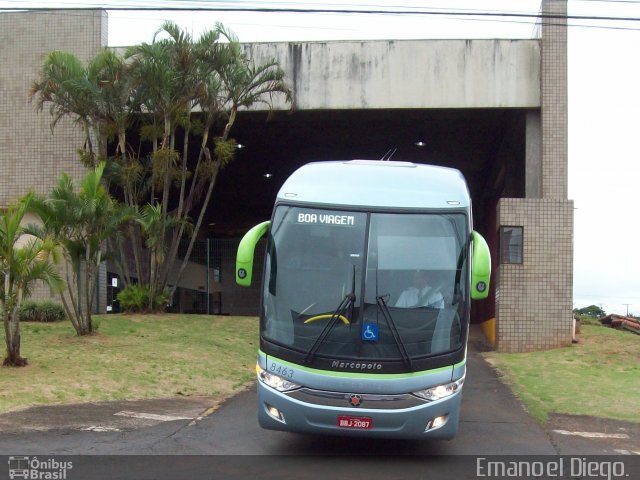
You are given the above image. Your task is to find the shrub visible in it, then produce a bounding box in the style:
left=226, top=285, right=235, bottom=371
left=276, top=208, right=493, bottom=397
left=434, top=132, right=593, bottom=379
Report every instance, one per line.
left=154, top=290, right=169, bottom=310
left=19, top=300, right=66, bottom=322
left=117, top=284, right=168, bottom=312
left=116, top=284, right=147, bottom=312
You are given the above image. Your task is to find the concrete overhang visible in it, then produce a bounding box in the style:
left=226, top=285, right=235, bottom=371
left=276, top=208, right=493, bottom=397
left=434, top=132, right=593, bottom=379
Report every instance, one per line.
left=243, top=39, right=541, bottom=110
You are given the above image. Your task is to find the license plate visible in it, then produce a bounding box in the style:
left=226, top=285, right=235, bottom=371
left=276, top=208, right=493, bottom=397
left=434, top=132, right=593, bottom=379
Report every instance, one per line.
left=337, top=415, right=373, bottom=430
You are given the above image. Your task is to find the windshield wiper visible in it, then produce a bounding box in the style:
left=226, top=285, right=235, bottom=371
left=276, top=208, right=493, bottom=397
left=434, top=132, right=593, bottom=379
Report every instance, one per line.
left=304, top=265, right=356, bottom=364
left=304, top=293, right=354, bottom=364
left=376, top=294, right=412, bottom=369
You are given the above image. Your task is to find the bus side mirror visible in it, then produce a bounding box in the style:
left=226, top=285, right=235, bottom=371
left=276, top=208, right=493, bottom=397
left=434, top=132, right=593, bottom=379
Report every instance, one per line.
left=236, top=221, right=270, bottom=287
left=471, top=231, right=491, bottom=300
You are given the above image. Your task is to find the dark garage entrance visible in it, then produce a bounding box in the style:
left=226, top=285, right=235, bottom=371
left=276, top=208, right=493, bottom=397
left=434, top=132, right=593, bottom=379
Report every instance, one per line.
left=204, top=107, right=528, bottom=321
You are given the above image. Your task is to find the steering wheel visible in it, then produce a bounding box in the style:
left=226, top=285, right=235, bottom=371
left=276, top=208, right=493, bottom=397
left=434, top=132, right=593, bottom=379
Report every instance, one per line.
left=303, top=314, right=350, bottom=325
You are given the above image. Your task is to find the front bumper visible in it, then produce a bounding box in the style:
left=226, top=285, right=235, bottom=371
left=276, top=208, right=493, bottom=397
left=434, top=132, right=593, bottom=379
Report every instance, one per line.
left=257, top=381, right=461, bottom=440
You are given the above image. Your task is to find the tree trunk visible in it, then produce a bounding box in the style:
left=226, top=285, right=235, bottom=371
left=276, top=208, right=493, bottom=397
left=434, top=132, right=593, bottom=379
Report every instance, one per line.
left=82, top=121, right=94, bottom=164
left=66, top=259, right=93, bottom=336
left=128, top=225, right=144, bottom=284
left=59, top=290, right=80, bottom=335
left=109, top=236, right=131, bottom=286
left=3, top=309, right=27, bottom=367
left=170, top=152, right=220, bottom=300
left=161, top=124, right=191, bottom=285
left=148, top=252, right=158, bottom=310
left=118, top=128, right=127, bottom=164
left=151, top=137, right=158, bottom=204
left=64, top=261, right=83, bottom=335
left=168, top=107, right=237, bottom=301
left=82, top=253, right=94, bottom=335
left=160, top=126, right=211, bottom=291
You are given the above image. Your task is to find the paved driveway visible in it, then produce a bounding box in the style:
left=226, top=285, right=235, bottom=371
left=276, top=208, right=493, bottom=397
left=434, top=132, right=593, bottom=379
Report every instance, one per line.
left=1, top=329, right=638, bottom=479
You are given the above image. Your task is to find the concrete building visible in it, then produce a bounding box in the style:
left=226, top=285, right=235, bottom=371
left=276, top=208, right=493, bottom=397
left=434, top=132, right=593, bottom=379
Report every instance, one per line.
left=0, top=1, right=572, bottom=352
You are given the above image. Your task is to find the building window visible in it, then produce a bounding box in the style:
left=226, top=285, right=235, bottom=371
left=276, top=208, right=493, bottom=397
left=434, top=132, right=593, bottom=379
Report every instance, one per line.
left=500, top=226, right=523, bottom=264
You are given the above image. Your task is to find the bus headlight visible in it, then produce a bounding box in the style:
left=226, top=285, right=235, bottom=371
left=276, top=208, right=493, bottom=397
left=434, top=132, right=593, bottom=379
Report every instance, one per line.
left=256, top=364, right=301, bottom=392
left=412, top=376, right=464, bottom=402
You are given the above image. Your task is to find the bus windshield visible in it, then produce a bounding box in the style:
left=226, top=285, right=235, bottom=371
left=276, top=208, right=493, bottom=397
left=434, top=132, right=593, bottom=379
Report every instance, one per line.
left=262, top=206, right=469, bottom=362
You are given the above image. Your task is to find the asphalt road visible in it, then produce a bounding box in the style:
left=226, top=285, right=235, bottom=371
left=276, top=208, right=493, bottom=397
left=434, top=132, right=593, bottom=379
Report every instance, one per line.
left=0, top=335, right=555, bottom=455
left=1, top=329, right=638, bottom=479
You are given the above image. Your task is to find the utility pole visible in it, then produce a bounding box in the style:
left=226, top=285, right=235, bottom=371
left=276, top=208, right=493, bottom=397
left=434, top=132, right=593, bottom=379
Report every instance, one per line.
left=623, top=303, right=631, bottom=316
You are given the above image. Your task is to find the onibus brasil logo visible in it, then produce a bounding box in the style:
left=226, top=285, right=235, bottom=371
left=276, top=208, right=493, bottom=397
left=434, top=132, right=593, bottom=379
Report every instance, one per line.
left=8, top=456, right=72, bottom=479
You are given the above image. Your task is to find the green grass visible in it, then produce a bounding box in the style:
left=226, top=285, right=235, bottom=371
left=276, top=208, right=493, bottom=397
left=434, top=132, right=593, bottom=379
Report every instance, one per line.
left=4, top=314, right=637, bottom=424
left=483, top=324, right=640, bottom=424
left=573, top=314, right=602, bottom=327
left=0, top=314, right=259, bottom=414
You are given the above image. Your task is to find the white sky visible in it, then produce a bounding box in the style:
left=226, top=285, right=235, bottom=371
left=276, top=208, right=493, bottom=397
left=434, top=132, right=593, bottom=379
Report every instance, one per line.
left=3, top=1, right=640, bottom=315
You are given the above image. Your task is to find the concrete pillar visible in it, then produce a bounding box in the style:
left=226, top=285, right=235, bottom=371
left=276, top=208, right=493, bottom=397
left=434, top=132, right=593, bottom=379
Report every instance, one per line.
left=495, top=1, right=574, bottom=352
left=525, top=110, right=542, bottom=198
left=541, top=0, right=568, bottom=199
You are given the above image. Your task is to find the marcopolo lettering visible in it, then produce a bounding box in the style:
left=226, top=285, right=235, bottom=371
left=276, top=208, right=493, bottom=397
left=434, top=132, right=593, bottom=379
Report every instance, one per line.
left=331, top=360, right=382, bottom=371
left=297, top=213, right=355, bottom=225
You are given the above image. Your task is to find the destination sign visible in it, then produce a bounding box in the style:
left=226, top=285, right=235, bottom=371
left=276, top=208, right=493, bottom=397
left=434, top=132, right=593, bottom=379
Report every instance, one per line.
left=297, top=213, right=356, bottom=225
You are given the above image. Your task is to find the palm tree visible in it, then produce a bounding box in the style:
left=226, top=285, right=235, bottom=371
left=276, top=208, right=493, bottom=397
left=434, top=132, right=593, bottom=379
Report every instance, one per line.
left=169, top=25, right=292, bottom=298
left=30, top=51, right=101, bottom=165
left=157, top=22, right=229, bottom=295
left=0, top=195, right=63, bottom=366
left=87, top=49, right=133, bottom=164
left=136, top=202, right=191, bottom=310
left=125, top=22, right=202, bottom=305
left=32, top=23, right=292, bottom=311
left=29, top=163, right=125, bottom=335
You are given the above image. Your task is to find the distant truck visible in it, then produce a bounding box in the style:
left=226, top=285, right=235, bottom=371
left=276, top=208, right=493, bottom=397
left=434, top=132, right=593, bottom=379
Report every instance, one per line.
left=236, top=160, right=490, bottom=439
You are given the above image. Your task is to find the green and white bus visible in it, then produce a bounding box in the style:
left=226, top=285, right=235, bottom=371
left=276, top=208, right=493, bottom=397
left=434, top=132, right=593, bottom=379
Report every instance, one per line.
left=236, top=160, right=490, bottom=439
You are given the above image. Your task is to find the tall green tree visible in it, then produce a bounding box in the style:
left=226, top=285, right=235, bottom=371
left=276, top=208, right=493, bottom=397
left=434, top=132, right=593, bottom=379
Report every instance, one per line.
left=29, top=163, right=127, bottom=335
left=124, top=21, right=291, bottom=306
left=30, top=51, right=103, bottom=166
left=0, top=195, right=63, bottom=366
left=168, top=25, right=292, bottom=299
left=32, top=22, right=292, bottom=310
left=574, top=305, right=606, bottom=318
left=88, top=49, right=134, bottom=163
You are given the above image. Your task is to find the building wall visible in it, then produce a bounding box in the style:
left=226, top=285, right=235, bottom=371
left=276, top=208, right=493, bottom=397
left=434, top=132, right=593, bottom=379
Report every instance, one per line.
left=0, top=9, right=107, bottom=208
left=243, top=39, right=540, bottom=110
left=0, top=9, right=107, bottom=307
left=496, top=198, right=573, bottom=351
left=496, top=0, right=573, bottom=352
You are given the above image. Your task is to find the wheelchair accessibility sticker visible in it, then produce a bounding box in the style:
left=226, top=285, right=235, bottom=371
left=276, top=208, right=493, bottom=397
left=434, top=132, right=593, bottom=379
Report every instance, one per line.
left=361, top=323, right=378, bottom=342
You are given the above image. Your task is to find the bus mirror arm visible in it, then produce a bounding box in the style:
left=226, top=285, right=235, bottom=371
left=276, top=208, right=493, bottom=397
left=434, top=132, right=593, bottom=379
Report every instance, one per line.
left=236, top=221, right=270, bottom=287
